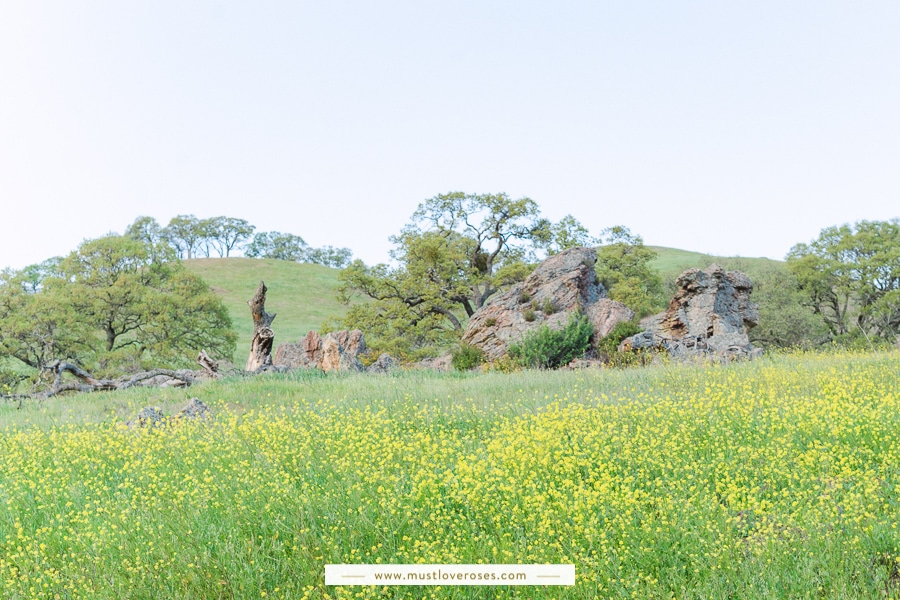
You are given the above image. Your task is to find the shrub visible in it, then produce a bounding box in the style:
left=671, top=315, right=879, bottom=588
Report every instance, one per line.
left=482, top=354, right=520, bottom=373
left=523, top=308, right=536, bottom=322
left=595, top=320, right=644, bottom=356
left=519, top=291, right=531, bottom=304
left=541, top=298, right=555, bottom=315
left=451, top=343, right=485, bottom=371
left=484, top=318, right=497, bottom=327
left=508, top=312, right=593, bottom=369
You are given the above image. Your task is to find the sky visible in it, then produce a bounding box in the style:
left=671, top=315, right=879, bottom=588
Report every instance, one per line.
left=1, top=1, right=898, bottom=270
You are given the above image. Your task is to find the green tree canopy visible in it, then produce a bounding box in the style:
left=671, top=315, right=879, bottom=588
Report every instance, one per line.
left=203, top=217, right=255, bottom=257
left=304, top=246, right=353, bottom=268
left=595, top=226, right=664, bottom=318
left=163, top=215, right=205, bottom=260
left=337, top=192, right=596, bottom=358
left=787, top=219, right=900, bottom=344
left=0, top=235, right=236, bottom=374
left=0, top=268, right=91, bottom=370
left=125, top=216, right=165, bottom=247
left=244, top=231, right=309, bottom=261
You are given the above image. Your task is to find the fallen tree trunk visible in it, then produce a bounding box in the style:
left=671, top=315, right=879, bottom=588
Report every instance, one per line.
left=52, top=362, right=117, bottom=392
left=246, top=281, right=276, bottom=372
left=3, top=361, right=203, bottom=400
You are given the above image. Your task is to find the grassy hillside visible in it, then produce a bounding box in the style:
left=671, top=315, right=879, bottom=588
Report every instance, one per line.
left=649, top=246, right=784, bottom=285
left=183, top=258, right=347, bottom=359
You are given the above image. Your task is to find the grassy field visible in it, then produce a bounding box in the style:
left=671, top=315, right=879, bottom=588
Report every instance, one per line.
left=2, top=350, right=900, bottom=598
left=648, top=246, right=782, bottom=286
left=183, top=258, right=349, bottom=359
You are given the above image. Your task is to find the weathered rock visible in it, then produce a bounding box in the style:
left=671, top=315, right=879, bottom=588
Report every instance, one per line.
left=274, top=329, right=366, bottom=372
left=367, top=353, right=397, bottom=374
left=461, top=247, right=634, bottom=360
left=563, top=358, right=604, bottom=370
left=619, top=264, right=760, bottom=359
left=177, top=398, right=211, bottom=420
left=328, top=329, right=366, bottom=358
left=128, top=406, right=164, bottom=428
left=586, top=298, right=636, bottom=346
left=412, top=353, right=453, bottom=372
left=320, top=335, right=363, bottom=372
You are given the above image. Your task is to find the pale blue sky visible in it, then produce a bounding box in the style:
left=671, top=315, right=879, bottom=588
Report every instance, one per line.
left=2, top=1, right=898, bottom=270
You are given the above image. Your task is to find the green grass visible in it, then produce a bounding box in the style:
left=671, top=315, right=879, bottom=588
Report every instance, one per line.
left=183, top=258, right=347, bottom=359
left=2, top=350, right=900, bottom=598
left=649, top=246, right=783, bottom=286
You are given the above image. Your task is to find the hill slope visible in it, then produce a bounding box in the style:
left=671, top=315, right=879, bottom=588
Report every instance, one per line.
left=183, top=258, right=347, bottom=360
left=649, top=246, right=783, bottom=285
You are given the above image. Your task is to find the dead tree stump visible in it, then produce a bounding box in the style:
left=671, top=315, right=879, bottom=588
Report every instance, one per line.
left=246, top=281, right=276, bottom=372
left=197, top=350, right=219, bottom=377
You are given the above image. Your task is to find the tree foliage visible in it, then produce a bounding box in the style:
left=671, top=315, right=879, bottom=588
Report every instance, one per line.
left=337, top=192, right=596, bottom=357
left=245, top=231, right=309, bottom=261
left=126, top=215, right=350, bottom=266
left=787, top=219, right=900, bottom=344
left=155, top=215, right=256, bottom=259
left=204, top=217, right=255, bottom=257
left=163, top=215, right=206, bottom=260
left=0, top=235, right=236, bottom=375
left=595, top=226, right=665, bottom=318
left=125, top=216, right=165, bottom=247
left=0, top=269, right=90, bottom=370
left=244, top=231, right=353, bottom=267
left=535, top=214, right=600, bottom=255
left=304, top=246, right=354, bottom=269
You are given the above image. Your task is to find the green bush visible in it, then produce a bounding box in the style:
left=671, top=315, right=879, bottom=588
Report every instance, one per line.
left=595, top=320, right=644, bottom=356
left=541, top=298, right=556, bottom=315
left=508, top=312, right=593, bottom=369
left=451, top=343, right=485, bottom=371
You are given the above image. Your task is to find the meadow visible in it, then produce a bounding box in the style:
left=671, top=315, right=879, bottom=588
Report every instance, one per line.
left=1, top=350, right=899, bottom=599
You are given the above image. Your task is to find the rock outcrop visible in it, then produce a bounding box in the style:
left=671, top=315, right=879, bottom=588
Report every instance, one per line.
left=127, top=406, right=164, bottom=428
left=461, top=247, right=634, bottom=361
left=127, top=398, right=213, bottom=428
left=177, top=398, right=212, bottom=420
left=367, top=353, right=398, bottom=374
left=411, top=353, right=453, bottom=372
left=274, top=329, right=366, bottom=372
left=619, top=264, right=760, bottom=358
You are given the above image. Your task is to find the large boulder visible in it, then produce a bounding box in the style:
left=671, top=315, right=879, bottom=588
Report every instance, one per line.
left=619, top=264, right=760, bottom=358
left=274, top=329, right=366, bottom=372
left=461, top=247, right=634, bottom=361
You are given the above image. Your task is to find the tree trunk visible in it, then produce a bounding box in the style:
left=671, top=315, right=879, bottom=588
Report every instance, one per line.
left=197, top=350, right=220, bottom=377
left=35, top=362, right=197, bottom=398
left=246, top=280, right=276, bottom=371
